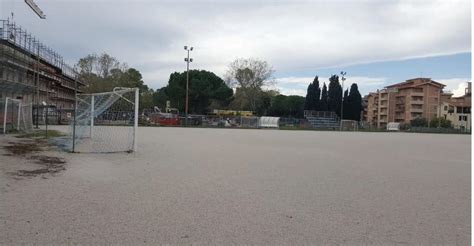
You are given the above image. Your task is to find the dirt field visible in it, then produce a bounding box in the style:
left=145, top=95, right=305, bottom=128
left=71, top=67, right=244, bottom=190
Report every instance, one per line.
left=0, top=127, right=471, bottom=244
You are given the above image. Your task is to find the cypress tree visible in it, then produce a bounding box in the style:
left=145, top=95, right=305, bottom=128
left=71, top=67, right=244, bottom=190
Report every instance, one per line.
left=320, top=83, right=328, bottom=111
left=327, top=75, right=342, bottom=116
left=311, top=76, right=321, bottom=110
left=304, top=83, right=314, bottom=110
left=347, top=83, right=362, bottom=121
left=343, top=89, right=349, bottom=119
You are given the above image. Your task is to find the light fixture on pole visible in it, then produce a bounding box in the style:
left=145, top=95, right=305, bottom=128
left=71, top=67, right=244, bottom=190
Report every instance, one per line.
left=184, top=45, right=193, bottom=126
left=340, top=71, right=347, bottom=131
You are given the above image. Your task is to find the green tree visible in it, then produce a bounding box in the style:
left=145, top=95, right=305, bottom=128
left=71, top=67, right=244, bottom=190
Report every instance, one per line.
left=268, top=95, right=305, bottom=118
left=342, top=89, right=349, bottom=119
left=320, top=83, right=328, bottom=111
left=225, top=58, right=274, bottom=112
left=411, top=118, right=428, bottom=127
left=160, top=70, right=233, bottom=114
left=312, top=76, right=321, bottom=110
left=430, top=117, right=452, bottom=128
left=304, top=83, right=314, bottom=110
left=327, top=75, right=342, bottom=116
left=153, top=88, right=169, bottom=110
left=75, top=53, right=153, bottom=111
left=346, top=83, right=362, bottom=121
left=304, top=76, right=321, bottom=111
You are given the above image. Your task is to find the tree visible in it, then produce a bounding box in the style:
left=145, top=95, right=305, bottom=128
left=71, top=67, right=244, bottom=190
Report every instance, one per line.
left=304, top=76, right=321, bottom=111
left=160, top=70, right=233, bottom=114
left=346, top=83, right=362, bottom=121
left=225, top=58, right=274, bottom=112
left=327, top=75, right=342, bottom=116
left=304, top=83, right=314, bottom=110
left=411, top=118, right=428, bottom=127
left=153, top=88, right=169, bottom=109
left=430, top=117, right=452, bottom=128
left=342, top=89, right=349, bottom=119
left=75, top=53, right=153, bottom=111
left=320, top=83, right=328, bottom=111
left=311, top=76, right=321, bottom=110
left=268, top=94, right=305, bottom=118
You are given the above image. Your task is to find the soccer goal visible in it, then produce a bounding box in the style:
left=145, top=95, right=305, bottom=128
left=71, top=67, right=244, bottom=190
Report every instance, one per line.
left=70, top=87, right=139, bottom=153
left=1, top=97, right=33, bottom=134
left=340, top=120, right=359, bottom=131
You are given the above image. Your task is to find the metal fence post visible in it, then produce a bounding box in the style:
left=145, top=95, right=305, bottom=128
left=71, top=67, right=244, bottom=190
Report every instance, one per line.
left=3, top=98, right=8, bottom=134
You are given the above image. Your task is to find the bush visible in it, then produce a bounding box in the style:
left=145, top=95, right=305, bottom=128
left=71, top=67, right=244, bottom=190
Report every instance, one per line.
left=410, top=118, right=428, bottom=127
left=429, top=117, right=452, bottom=128
left=399, top=122, right=411, bottom=130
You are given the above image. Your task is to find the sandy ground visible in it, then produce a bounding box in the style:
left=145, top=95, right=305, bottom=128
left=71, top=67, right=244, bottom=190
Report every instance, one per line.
left=0, top=127, right=471, bottom=244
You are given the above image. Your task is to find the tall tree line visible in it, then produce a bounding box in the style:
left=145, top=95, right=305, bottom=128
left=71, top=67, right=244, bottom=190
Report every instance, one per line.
left=304, top=75, right=362, bottom=121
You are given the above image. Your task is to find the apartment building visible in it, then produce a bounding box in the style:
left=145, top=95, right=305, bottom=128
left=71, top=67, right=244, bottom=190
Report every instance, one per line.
left=0, top=19, right=85, bottom=122
left=440, top=82, right=471, bottom=131
left=366, top=78, right=445, bottom=128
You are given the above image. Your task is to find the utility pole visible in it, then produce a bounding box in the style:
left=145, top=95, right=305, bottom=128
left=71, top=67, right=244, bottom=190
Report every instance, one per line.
left=340, top=71, right=346, bottom=131
left=184, top=46, right=193, bottom=126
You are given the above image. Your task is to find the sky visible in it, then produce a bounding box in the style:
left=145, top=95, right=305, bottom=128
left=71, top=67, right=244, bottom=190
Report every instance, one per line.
left=0, top=0, right=471, bottom=96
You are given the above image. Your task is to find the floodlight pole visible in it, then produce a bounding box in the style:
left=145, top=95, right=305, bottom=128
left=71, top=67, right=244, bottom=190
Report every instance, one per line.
left=340, top=71, right=347, bottom=131
left=184, top=46, right=193, bottom=126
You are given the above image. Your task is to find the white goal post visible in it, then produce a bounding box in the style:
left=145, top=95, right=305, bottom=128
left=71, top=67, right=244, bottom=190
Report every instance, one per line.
left=2, top=97, right=33, bottom=134
left=70, top=87, right=139, bottom=153
left=340, top=120, right=359, bottom=131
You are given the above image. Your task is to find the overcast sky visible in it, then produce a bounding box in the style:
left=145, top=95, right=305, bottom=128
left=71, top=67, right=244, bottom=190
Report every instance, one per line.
left=0, top=0, right=471, bottom=96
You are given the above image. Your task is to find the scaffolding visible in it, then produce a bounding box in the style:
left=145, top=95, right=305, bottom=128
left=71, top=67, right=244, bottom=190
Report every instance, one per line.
left=0, top=19, right=85, bottom=125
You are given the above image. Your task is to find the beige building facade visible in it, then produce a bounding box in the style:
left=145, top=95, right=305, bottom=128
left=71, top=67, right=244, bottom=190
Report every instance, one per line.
left=366, top=78, right=446, bottom=128
left=440, top=83, right=471, bottom=131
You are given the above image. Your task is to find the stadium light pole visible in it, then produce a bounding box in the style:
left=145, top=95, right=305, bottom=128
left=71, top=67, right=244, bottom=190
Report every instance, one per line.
left=184, top=46, right=193, bottom=126
left=340, top=71, right=347, bottom=131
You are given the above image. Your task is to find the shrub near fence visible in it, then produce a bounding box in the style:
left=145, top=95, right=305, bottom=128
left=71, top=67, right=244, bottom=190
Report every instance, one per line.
left=409, top=127, right=469, bottom=134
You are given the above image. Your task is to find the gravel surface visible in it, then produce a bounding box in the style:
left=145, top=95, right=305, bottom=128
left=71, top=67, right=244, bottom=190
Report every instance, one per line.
left=0, top=127, right=471, bottom=244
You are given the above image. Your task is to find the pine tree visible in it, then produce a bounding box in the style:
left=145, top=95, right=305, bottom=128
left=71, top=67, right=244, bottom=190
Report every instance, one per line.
left=320, top=83, right=328, bottom=111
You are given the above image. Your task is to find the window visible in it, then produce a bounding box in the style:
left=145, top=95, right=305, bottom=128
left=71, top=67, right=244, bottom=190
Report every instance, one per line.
left=463, top=116, right=468, bottom=121
left=459, top=116, right=463, bottom=121
left=444, top=105, right=448, bottom=111
left=457, top=107, right=462, bottom=113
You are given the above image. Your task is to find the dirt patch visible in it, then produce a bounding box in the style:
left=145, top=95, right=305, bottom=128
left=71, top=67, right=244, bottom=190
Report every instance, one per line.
left=2, top=139, right=67, bottom=178
left=3, top=141, right=43, bottom=156
left=13, top=155, right=66, bottom=177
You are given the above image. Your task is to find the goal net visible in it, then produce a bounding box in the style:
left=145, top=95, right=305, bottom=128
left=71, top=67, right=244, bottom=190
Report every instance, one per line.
left=1, top=97, right=33, bottom=134
left=70, top=88, right=139, bottom=153
left=240, top=116, right=259, bottom=128
left=340, top=120, right=359, bottom=131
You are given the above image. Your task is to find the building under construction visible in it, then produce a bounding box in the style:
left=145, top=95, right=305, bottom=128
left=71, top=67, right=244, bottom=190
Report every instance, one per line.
left=0, top=19, right=85, bottom=125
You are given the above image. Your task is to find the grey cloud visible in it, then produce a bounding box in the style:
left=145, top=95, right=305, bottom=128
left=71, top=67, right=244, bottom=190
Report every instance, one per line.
left=1, top=0, right=470, bottom=90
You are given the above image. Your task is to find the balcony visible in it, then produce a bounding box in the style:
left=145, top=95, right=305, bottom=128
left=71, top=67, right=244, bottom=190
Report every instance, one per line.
left=410, top=108, right=423, bottom=113
left=395, top=106, right=405, bottom=112
left=396, top=100, right=405, bottom=105
left=411, top=91, right=424, bottom=97
left=411, top=100, right=424, bottom=105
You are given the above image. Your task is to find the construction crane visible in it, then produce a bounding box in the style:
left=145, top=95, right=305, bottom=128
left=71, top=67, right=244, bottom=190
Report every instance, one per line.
left=24, top=0, right=46, bottom=19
